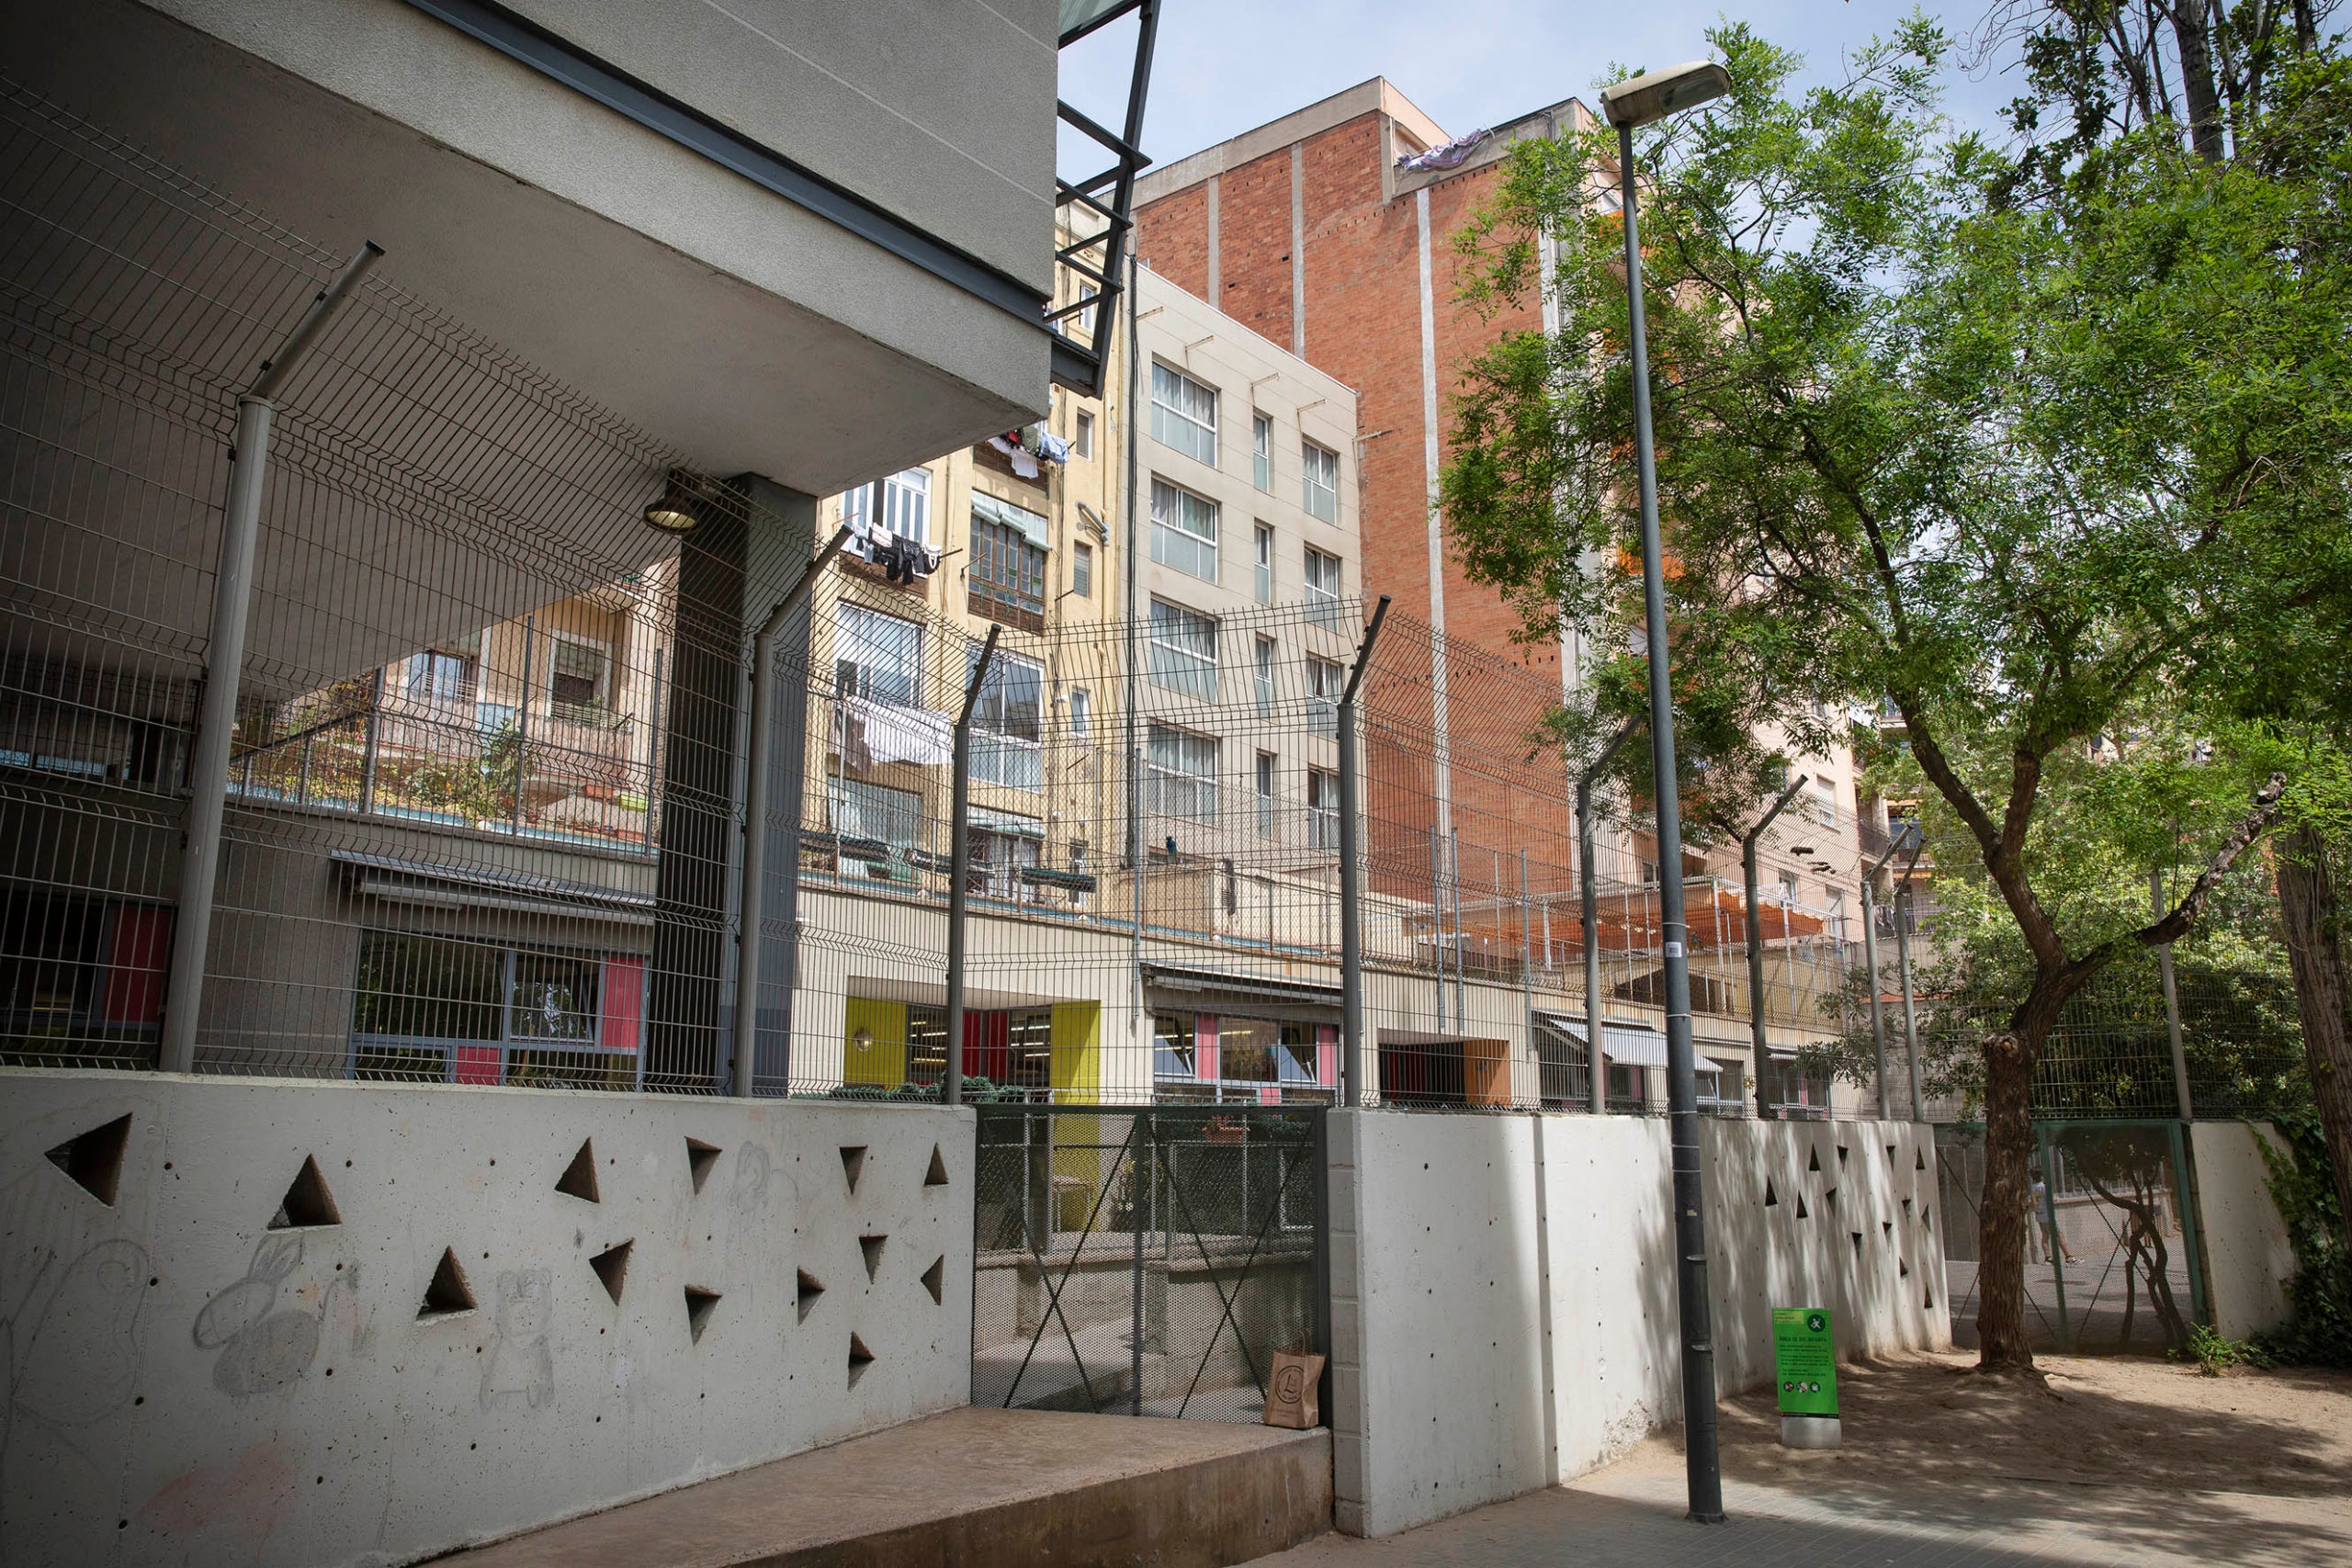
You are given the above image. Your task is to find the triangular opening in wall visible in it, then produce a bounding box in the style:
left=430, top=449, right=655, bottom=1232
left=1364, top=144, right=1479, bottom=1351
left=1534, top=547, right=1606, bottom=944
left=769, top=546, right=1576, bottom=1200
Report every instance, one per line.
left=1903, top=1196, right=1915, bottom=1219
left=860, top=1235, right=887, bottom=1282
left=590, top=1239, right=633, bottom=1304
left=556, top=1139, right=600, bottom=1203
left=268, top=1155, right=342, bottom=1230
left=1923, top=1206, right=1933, bottom=1232
left=1851, top=1232, right=1864, bottom=1257
left=920, top=1256, right=944, bottom=1305
left=840, top=1145, right=867, bottom=1196
left=1917, top=1147, right=1928, bottom=1172
left=1900, top=1258, right=1910, bottom=1279
left=1763, top=1179, right=1779, bottom=1208
left=1823, top=1187, right=1838, bottom=1211
left=44, top=1113, right=131, bottom=1207
left=1886, top=1143, right=1898, bottom=1164
left=1925, top=1287, right=1936, bottom=1311
left=685, top=1139, right=721, bottom=1194
left=1807, top=1147, right=1820, bottom=1173
left=1795, top=1194, right=1810, bottom=1220
left=847, top=1333, right=875, bottom=1388
left=797, top=1269, right=825, bottom=1323
left=1883, top=1220, right=1894, bottom=1240
left=1837, top=1145, right=1849, bottom=1167
left=684, top=1285, right=721, bottom=1343
left=418, top=1247, right=475, bottom=1319
left=924, top=1145, right=950, bottom=1189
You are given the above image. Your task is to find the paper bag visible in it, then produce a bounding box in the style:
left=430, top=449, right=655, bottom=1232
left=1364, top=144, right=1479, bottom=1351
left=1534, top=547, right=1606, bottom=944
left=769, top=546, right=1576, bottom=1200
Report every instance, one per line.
left=1262, top=1348, right=1326, bottom=1429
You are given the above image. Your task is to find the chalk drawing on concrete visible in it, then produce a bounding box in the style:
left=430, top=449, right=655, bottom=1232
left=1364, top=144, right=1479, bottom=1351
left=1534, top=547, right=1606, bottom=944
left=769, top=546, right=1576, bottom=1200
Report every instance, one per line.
left=481, top=1269, right=555, bottom=1409
left=194, top=1235, right=329, bottom=1399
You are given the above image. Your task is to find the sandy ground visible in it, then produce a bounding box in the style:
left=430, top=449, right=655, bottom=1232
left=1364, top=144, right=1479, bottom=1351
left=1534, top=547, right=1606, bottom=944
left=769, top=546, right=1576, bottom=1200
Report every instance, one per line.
left=1270, top=1350, right=2352, bottom=1567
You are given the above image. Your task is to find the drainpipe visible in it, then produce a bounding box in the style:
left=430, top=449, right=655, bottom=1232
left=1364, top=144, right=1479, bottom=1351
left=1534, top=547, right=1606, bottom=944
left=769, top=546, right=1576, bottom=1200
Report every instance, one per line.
left=1337, top=594, right=1390, bottom=1107
left=1741, top=773, right=1809, bottom=1118
left=1576, top=721, right=1636, bottom=1113
left=946, top=626, right=1001, bottom=1106
left=731, top=525, right=852, bottom=1097
left=161, top=241, right=382, bottom=1075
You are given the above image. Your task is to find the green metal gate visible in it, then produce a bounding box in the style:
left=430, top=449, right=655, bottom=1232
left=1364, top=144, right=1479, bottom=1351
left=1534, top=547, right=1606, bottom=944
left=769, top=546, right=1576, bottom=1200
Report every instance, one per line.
left=971, top=1106, right=1326, bottom=1422
left=1935, top=1119, right=2210, bottom=1353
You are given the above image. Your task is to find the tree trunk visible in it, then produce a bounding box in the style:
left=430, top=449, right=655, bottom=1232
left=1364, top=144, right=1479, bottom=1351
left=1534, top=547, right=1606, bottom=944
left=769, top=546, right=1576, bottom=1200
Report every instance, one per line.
left=2277, top=825, right=2352, bottom=1235
left=2168, top=0, right=2230, bottom=162
left=1975, top=1010, right=2047, bottom=1371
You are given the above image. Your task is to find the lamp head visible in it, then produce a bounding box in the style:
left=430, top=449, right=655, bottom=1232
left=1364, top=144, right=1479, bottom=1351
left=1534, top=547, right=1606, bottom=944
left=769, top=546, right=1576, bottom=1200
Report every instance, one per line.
left=643, top=468, right=715, bottom=535
left=1600, top=61, right=1733, bottom=128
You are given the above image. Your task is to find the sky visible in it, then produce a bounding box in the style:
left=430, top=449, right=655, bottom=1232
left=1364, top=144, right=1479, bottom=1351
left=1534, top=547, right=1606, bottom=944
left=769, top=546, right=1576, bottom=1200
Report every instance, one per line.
left=1057, top=1, right=2030, bottom=178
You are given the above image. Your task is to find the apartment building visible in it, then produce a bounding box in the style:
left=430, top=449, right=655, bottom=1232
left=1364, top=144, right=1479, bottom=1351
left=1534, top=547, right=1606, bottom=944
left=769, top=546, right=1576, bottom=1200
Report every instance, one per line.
left=1132, top=78, right=1881, bottom=1113
left=791, top=263, right=1365, bottom=1106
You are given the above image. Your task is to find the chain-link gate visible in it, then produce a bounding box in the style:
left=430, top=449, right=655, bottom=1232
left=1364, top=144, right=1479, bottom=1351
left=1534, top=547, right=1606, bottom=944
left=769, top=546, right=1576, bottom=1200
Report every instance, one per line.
left=972, top=1106, right=1325, bottom=1422
left=1935, top=1120, right=2209, bottom=1354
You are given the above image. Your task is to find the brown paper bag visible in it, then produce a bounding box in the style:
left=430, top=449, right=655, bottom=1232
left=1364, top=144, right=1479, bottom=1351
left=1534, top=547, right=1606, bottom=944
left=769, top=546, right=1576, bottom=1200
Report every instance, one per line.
left=1262, top=1348, right=1326, bottom=1429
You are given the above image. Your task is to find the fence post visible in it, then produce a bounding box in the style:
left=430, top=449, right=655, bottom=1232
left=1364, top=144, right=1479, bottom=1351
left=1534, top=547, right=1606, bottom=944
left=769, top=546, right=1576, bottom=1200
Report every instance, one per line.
left=946, top=626, right=1001, bottom=1107
left=1519, top=847, right=1533, bottom=1104
left=1741, top=774, right=1807, bottom=1118
left=2153, top=866, right=2194, bottom=1122
left=1338, top=596, right=1388, bottom=1109
left=160, top=241, right=382, bottom=1075
left=510, top=612, right=536, bottom=830
left=1577, top=722, right=1635, bottom=1114
left=732, top=525, right=851, bottom=1097
left=1894, top=840, right=1927, bottom=1122
left=2040, top=1123, right=2074, bottom=1354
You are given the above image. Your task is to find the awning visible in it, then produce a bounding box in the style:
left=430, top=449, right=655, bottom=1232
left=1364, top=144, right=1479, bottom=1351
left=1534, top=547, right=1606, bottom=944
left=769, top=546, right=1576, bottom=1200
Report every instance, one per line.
left=972, top=489, right=1050, bottom=550
left=971, top=805, right=1045, bottom=837
left=1141, top=963, right=1341, bottom=1010
left=331, top=848, right=654, bottom=927
left=1536, top=1013, right=1668, bottom=1069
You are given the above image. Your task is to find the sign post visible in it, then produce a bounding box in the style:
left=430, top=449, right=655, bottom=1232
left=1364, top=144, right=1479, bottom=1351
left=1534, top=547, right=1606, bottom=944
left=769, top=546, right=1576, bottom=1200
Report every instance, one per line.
left=1772, top=1306, right=1840, bottom=1449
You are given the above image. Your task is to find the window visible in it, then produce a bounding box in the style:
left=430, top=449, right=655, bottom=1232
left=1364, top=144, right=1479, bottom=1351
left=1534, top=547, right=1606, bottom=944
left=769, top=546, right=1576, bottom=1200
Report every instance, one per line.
left=835, top=604, right=923, bottom=706
left=548, top=637, right=610, bottom=722
left=350, top=931, right=639, bottom=1087
left=1071, top=540, right=1093, bottom=599
left=1302, top=438, right=1339, bottom=522
left=1253, top=522, right=1273, bottom=604
left=1218, top=1017, right=1320, bottom=1088
left=1147, top=723, right=1218, bottom=824
left=1147, top=599, right=1218, bottom=700
left=1150, top=362, right=1217, bottom=465
left=967, top=643, right=1043, bottom=792
left=967, top=812, right=1043, bottom=898
left=1779, top=870, right=1801, bottom=906
left=1256, top=751, right=1276, bottom=837
left=1254, top=636, right=1275, bottom=717
left=1252, top=412, right=1272, bottom=491
left=1305, top=547, right=1342, bottom=628
left=1308, top=767, right=1340, bottom=850
left=1073, top=409, right=1094, bottom=459
left=1154, top=1012, right=1197, bottom=1078
left=1068, top=686, right=1091, bottom=741
left=969, top=493, right=1048, bottom=630
left=1307, top=656, right=1342, bottom=736
left=1812, top=778, right=1840, bottom=830
left=842, top=468, right=932, bottom=543
left=831, top=776, right=920, bottom=851
left=408, top=641, right=478, bottom=705
left=1149, top=478, right=1219, bottom=582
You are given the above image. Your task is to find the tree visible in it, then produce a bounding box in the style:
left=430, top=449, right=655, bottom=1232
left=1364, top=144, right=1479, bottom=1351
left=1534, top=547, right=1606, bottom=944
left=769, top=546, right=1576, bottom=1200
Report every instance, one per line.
left=1440, top=21, right=2325, bottom=1371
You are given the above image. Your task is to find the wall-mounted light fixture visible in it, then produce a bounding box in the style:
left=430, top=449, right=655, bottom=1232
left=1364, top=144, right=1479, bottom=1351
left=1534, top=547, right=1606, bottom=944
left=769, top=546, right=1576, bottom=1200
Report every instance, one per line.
left=642, top=468, right=716, bottom=535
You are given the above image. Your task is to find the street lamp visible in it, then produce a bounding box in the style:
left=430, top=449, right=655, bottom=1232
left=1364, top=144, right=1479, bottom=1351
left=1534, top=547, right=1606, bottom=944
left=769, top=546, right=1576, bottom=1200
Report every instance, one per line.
left=1598, top=56, right=1733, bottom=1527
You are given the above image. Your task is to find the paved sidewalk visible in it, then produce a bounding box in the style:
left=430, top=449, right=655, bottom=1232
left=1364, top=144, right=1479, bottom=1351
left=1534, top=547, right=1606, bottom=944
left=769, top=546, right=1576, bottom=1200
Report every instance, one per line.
left=1267, top=1354, right=2352, bottom=1568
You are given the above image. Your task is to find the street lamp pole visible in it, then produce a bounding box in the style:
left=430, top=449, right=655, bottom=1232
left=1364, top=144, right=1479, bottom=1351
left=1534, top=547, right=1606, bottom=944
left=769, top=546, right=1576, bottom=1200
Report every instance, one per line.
left=1600, top=58, right=1732, bottom=1527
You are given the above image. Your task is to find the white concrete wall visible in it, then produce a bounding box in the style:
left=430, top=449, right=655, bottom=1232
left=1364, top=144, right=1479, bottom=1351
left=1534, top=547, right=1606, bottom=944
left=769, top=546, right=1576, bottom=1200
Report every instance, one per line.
left=0, top=1071, right=973, bottom=1567
left=1327, top=1111, right=1947, bottom=1537
left=2191, top=1120, right=2297, bottom=1341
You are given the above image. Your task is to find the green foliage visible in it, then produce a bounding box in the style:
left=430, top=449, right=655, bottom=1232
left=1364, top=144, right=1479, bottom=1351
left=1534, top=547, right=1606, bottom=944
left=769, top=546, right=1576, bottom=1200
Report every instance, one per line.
left=2254, top=1112, right=2352, bottom=1366
left=2176, top=1321, right=2264, bottom=1375
left=410, top=719, right=523, bottom=823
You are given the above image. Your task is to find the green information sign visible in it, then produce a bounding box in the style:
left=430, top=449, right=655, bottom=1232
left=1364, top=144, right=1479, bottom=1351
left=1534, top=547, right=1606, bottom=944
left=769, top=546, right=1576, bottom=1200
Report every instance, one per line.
left=1772, top=1307, right=1838, bottom=1417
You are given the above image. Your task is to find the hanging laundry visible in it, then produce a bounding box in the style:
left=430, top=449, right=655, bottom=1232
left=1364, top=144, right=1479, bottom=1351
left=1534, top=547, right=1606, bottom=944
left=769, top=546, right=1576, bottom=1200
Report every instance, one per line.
left=1036, top=432, right=1070, bottom=465
left=1009, top=448, right=1041, bottom=479
left=1396, top=128, right=1492, bottom=173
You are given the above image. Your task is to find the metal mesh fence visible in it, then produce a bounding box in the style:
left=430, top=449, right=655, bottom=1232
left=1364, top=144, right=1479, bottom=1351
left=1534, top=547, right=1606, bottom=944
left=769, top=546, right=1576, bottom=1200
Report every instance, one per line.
left=971, top=1105, right=1321, bottom=1422
left=9, top=72, right=2301, bottom=1128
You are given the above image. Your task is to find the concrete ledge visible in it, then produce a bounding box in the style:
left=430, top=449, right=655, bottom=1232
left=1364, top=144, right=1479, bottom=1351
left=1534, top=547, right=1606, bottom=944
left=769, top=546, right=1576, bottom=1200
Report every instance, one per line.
left=446, top=1407, right=1332, bottom=1567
